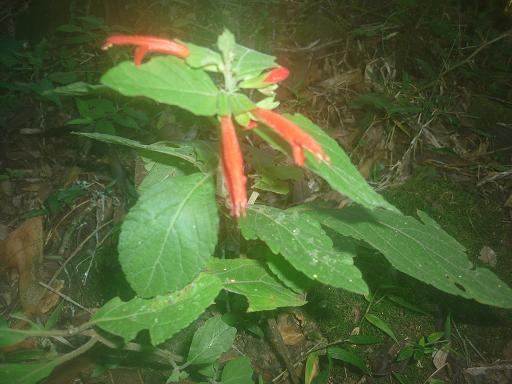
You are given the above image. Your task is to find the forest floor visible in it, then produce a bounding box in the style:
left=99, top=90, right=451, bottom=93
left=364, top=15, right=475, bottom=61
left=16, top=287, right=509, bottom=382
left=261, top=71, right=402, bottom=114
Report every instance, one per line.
left=1, top=1, right=511, bottom=383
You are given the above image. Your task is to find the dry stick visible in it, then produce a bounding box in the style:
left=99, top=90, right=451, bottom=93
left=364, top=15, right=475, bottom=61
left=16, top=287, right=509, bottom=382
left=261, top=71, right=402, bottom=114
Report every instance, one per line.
left=416, top=29, right=512, bottom=94
left=266, top=318, right=301, bottom=384
left=46, top=219, right=113, bottom=288
left=38, top=281, right=92, bottom=313
left=89, top=329, right=184, bottom=363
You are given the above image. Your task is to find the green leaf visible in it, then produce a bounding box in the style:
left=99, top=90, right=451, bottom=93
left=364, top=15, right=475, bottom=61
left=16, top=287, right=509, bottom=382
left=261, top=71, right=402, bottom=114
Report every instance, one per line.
left=197, top=363, right=219, bottom=379
left=305, top=352, right=319, bottom=384
left=308, top=207, right=512, bottom=308
left=101, top=57, right=219, bottom=116
left=186, top=43, right=223, bottom=71
left=397, top=345, right=415, bottom=361
left=221, top=356, right=253, bottom=384
left=75, top=132, right=217, bottom=172
left=92, top=273, right=222, bottom=345
left=233, top=44, right=276, bottom=79
left=255, top=113, right=398, bottom=212
left=187, top=316, right=236, bottom=366
left=217, top=29, right=236, bottom=61
left=327, top=347, right=369, bottom=374
left=253, top=243, right=312, bottom=294
left=365, top=314, right=398, bottom=343
left=47, top=71, right=77, bottom=84
left=217, top=91, right=256, bottom=116
left=206, top=258, right=306, bottom=311
left=345, top=335, right=384, bottom=345
left=119, top=173, right=219, bottom=297
left=111, top=113, right=140, bottom=130
left=239, top=205, right=368, bottom=295
left=392, top=371, right=410, bottom=384
left=0, top=361, right=59, bottom=384
left=138, top=157, right=188, bottom=192
left=43, top=81, right=108, bottom=96
left=76, top=98, right=115, bottom=120
left=386, top=295, right=427, bottom=314
left=0, top=320, right=28, bottom=347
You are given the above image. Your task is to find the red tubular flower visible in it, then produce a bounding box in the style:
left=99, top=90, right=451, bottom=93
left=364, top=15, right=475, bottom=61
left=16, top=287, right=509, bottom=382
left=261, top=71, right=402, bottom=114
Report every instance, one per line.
left=220, top=116, right=247, bottom=217
left=252, top=108, right=329, bottom=167
left=263, top=66, right=290, bottom=84
left=102, top=35, right=190, bottom=65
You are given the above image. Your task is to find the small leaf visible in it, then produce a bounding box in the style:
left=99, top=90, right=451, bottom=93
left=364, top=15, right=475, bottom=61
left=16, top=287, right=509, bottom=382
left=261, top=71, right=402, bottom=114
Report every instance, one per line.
left=187, top=316, right=236, bottom=366
left=206, top=258, right=306, bottom=311
left=327, top=347, right=369, bottom=374
left=186, top=43, right=223, bottom=71
left=221, top=356, right=253, bottom=384
left=217, top=29, right=236, bottom=60
left=397, top=345, right=415, bottom=362
left=365, top=314, right=398, bottom=343
left=305, top=352, right=320, bottom=384
left=75, top=132, right=217, bottom=171
left=92, top=273, right=222, bottom=345
left=386, top=295, right=427, bottom=314
left=392, top=371, right=410, bottom=384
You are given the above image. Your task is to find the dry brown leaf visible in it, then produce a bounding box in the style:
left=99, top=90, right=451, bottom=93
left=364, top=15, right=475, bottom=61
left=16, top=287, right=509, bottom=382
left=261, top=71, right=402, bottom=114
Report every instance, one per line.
left=277, top=312, right=305, bottom=346
left=39, top=279, right=64, bottom=314
left=0, top=217, right=46, bottom=316
left=478, top=246, right=497, bottom=268
left=433, top=347, right=449, bottom=370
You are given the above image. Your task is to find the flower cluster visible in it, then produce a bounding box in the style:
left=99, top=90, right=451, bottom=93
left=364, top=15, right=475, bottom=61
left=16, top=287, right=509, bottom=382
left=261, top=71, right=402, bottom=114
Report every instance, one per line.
left=102, top=35, right=328, bottom=217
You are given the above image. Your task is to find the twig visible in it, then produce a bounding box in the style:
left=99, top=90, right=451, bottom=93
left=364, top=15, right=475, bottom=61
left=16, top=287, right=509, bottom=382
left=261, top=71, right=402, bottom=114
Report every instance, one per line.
left=267, top=317, right=301, bottom=384
left=46, top=219, right=113, bottom=288
left=417, top=29, right=512, bottom=93
left=38, top=281, right=92, bottom=313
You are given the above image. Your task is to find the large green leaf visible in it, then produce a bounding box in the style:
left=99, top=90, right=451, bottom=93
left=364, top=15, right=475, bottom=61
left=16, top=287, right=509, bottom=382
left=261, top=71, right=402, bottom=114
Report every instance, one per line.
left=206, top=259, right=306, bottom=311
left=0, top=361, right=59, bottom=384
left=287, top=114, right=398, bottom=212
left=233, top=44, right=276, bottom=80
left=221, top=356, right=253, bottom=384
left=101, top=57, right=219, bottom=116
left=75, top=132, right=217, bottom=171
left=308, top=207, right=512, bottom=308
left=187, top=316, right=236, bottom=366
left=186, top=43, right=223, bottom=71
left=239, top=205, right=368, bottom=294
left=119, top=173, right=219, bottom=297
left=248, top=242, right=312, bottom=294
left=92, top=273, right=222, bottom=345
left=217, top=91, right=256, bottom=116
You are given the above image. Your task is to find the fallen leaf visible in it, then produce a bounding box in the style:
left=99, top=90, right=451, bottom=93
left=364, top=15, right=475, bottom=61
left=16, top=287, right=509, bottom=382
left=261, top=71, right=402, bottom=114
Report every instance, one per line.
left=0, top=217, right=46, bottom=316
left=433, top=347, right=449, bottom=370
left=277, top=312, right=305, bottom=346
left=478, top=246, right=497, bottom=268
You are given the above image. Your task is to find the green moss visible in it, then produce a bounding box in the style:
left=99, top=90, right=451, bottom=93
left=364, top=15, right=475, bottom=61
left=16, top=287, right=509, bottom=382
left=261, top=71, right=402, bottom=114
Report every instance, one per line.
left=306, top=166, right=512, bottom=382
